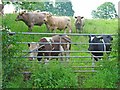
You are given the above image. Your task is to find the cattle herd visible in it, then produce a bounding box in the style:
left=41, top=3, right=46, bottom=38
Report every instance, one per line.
left=4, top=11, right=114, bottom=63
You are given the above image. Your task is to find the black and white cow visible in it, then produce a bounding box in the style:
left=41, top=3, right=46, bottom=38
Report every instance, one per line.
left=88, top=35, right=113, bottom=61
left=28, top=35, right=71, bottom=63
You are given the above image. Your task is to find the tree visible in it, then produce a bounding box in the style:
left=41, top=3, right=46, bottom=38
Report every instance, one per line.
left=44, top=2, right=58, bottom=14
left=55, top=1, right=74, bottom=16
left=15, top=2, right=45, bottom=11
left=3, top=0, right=74, bottom=16
left=44, top=0, right=74, bottom=16
left=91, top=2, right=118, bottom=19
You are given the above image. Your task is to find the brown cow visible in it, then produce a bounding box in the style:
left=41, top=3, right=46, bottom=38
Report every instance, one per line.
left=75, top=16, right=85, bottom=33
left=15, top=11, right=49, bottom=32
left=44, top=13, right=72, bottom=33
left=28, top=35, right=71, bottom=63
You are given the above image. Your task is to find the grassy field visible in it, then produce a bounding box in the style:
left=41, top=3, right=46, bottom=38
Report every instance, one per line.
left=1, top=14, right=118, bottom=88
left=2, top=14, right=118, bottom=60
left=2, top=13, right=118, bottom=72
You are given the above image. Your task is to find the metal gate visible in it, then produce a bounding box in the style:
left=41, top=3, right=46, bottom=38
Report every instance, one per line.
left=13, top=32, right=117, bottom=73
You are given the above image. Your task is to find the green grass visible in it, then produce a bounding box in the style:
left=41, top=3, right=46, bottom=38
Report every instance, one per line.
left=2, top=13, right=118, bottom=71
left=1, top=14, right=118, bottom=88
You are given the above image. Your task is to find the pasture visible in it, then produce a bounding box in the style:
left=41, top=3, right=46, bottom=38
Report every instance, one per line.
left=1, top=14, right=118, bottom=88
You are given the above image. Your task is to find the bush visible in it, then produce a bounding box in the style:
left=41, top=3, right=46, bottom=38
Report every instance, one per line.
left=81, top=59, right=118, bottom=88
left=30, top=62, right=79, bottom=88
left=2, top=29, right=26, bottom=88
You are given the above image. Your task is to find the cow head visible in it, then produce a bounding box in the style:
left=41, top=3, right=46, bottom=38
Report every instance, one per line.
left=75, top=16, right=84, bottom=24
left=43, top=13, right=52, bottom=22
left=27, top=43, right=39, bottom=60
left=88, top=35, right=103, bottom=51
left=15, top=11, right=27, bottom=21
left=103, top=35, right=113, bottom=41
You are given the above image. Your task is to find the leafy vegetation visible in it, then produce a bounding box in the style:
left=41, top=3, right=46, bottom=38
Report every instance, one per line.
left=4, top=1, right=74, bottom=16
left=91, top=2, right=118, bottom=19
left=44, top=1, right=74, bottom=16
left=2, top=30, right=26, bottom=88
left=31, top=62, right=78, bottom=88
left=81, top=59, right=118, bottom=88
left=1, top=14, right=118, bottom=88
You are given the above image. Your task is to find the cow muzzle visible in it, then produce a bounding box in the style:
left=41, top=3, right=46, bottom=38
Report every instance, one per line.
left=77, top=21, right=81, bottom=24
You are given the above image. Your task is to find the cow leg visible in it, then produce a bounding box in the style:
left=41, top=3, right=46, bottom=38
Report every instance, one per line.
left=45, top=23, right=50, bottom=32
left=65, top=43, right=70, bottom=62
left=53, top=29, right=56, bottom=33
left=60, top=48, right=69, bottom=63
left=78, top=29, right=81, bottom=33
left=28, top=23, right=34, bottom=32
left=67, top=24, right=72, bottom=33
left=92, top=55, right=95, bottom=72
left=81, top=27, right=83, bottom=33
left=64, top=51, right=69, bottom=64
left=64, top=28, right=66, bottom=33
left=37, top=52, right=43, bottom=63
left=76, top=28, right=78, bottom=33
left=53, top=27, right=57, bottom=33
left=59, top=53, right=64, bottom=63
left=28, top=26, right=32, bottom=32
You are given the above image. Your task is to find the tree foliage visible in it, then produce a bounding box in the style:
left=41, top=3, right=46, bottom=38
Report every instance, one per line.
left=91, top=2, right=118, bottom=19
left=4, top=0, right=74, bottom=16
left=55, top=2, right=74, bottom=16
left=44, top=1, right=74, bottom=16
left=14, top=2, right=45, bottom=11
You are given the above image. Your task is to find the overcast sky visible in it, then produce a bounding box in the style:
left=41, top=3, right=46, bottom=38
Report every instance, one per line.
left=71, top=0, right=119, bottom=18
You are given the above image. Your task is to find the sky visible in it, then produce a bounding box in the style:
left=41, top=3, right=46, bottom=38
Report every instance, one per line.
left=71, top=0, right=119, bottom=18
left=0, top=0, right=120, bottom=18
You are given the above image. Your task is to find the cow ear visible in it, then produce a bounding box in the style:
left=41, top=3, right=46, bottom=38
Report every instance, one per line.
left=28, top=43, right=30, bottom=47
left=106, top=35, right=113, bottom=41
left=75, top=16, right=77, bottom=19
left=23, top=10, right=26, bottom=13
left=48, top=13, right=52, bottom=17
left=81, top=17, right=84, bottom=19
